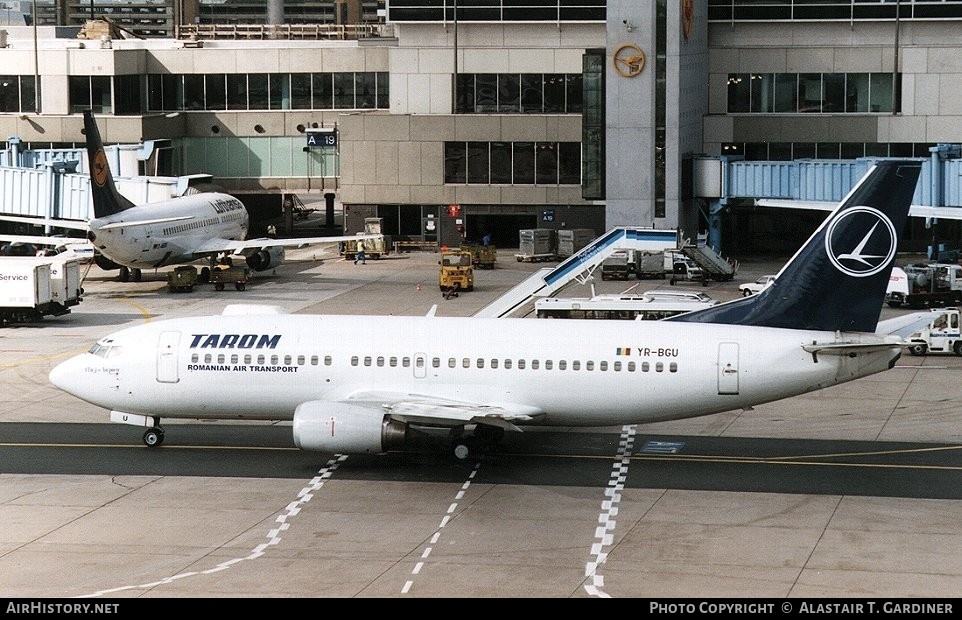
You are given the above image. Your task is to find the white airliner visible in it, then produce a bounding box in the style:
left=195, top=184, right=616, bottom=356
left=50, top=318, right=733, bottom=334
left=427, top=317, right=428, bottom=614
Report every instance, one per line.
left=1, top=110, right=370, bottom=282
left=49, top=160, right=923, bottom=459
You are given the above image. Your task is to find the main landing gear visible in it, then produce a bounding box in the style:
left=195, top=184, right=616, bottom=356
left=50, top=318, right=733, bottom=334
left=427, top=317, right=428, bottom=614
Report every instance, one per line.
left=118, top=266, right=142, bottom=282
left=449, top=424, right=505, bottom=461
left=143, top=422, right=165, bottom=447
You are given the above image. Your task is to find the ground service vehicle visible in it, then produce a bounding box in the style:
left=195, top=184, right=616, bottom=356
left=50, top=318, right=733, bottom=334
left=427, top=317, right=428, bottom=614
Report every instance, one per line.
left=886, top=264, right=962, bottom=308
left=461, top=244, right=496, bottom=269
left=600, top=251, right=633, bottom=280
left=342, top=218, right=389, bottom=260
left=740, top=275, right=777, bottom=297
left=903, top=308, right=962, bottom=355
left=0, top=257, right=78, bottom=325
left=167, top=265, right=198, bottom=293
left=439, top=250, right=474, bottom=293
left=210, top=262, right=252, bottom=291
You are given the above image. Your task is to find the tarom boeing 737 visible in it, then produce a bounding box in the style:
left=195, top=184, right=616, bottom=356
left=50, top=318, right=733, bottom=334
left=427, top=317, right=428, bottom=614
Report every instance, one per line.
left=49, top=160, right=922, bottom=459
left=0, top=110, right=371, bottom=283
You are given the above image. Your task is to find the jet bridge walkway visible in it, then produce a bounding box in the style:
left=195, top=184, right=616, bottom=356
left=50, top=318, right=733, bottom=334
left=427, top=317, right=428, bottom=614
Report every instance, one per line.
left=473, top=227, right=681, bottom=318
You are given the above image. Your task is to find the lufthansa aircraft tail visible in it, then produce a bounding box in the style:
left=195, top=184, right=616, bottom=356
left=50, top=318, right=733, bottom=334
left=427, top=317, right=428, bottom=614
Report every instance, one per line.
left=83, top=110, right=136, bottom=218
left=669, top=159, right=922, bottom=333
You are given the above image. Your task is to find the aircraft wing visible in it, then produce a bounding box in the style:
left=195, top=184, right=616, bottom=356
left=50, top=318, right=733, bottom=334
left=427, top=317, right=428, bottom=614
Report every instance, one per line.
left=192, top=233, right=381, bottom=256
left=0, top=233, right=92, bottom=249
left=0, top=214, right=89, bottom=231
left=345, top=391, right=544, bottom=431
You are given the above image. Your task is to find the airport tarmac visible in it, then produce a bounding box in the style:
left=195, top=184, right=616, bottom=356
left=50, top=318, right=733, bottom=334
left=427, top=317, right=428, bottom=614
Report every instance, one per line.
left=1, top=246, right=962, bottom=600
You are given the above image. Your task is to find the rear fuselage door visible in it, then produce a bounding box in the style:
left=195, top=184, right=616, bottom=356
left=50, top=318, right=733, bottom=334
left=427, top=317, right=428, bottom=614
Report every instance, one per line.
left=717, top=342, right=739, bottom=395
left=157, top=331, right=180, bottom=383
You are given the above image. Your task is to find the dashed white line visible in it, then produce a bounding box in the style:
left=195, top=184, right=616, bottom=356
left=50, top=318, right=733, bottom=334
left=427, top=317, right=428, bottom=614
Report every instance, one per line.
left=78, top=454, right=348, bottom=599
left=584, top=425, right=636, bottom=598
left=401, top=460, right=482, bottom=595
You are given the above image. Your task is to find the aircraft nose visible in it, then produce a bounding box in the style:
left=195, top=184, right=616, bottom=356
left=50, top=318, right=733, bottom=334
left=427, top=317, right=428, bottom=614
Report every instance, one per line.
left=49, top=355, right=84, bottom=395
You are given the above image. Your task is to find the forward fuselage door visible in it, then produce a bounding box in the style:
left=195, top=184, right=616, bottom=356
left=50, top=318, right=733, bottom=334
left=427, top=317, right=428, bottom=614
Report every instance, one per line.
left=414, top=352, right=427, bottom=378
left=717, top=342, right=739, bottom=395
left=157, top=331, right=180, bottom=383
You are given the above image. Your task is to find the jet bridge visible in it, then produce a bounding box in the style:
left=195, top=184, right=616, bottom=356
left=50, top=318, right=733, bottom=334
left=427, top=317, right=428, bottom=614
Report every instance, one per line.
left=473, top=227, right=681, bottom=318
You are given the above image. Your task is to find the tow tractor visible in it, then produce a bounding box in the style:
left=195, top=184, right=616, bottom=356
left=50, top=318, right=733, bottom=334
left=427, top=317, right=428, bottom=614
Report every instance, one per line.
left=904, top=308, right=962, bottom=356
left=439, top=250, right=474, bottom=296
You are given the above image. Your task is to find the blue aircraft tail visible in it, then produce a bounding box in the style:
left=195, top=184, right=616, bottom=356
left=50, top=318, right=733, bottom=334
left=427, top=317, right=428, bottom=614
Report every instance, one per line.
left=83, top=110, right=136, bottom=218
left=668, top=160, right=922, bottom=332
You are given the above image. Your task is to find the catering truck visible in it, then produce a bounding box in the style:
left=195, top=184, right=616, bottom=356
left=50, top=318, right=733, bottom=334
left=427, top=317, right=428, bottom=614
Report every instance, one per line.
left=0, top=256, right=81, bottom=325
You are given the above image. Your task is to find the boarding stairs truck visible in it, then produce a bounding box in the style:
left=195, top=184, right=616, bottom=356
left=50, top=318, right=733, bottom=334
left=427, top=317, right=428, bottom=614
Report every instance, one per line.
left=475, top=227, right=682, bottom=318
left=678, top=240, right=738, bottom=283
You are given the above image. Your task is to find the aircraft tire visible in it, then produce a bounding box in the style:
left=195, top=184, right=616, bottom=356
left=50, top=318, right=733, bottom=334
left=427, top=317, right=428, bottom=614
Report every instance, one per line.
left=236, top=283, right=246, bottom=291
left=119, top=267, right=130, bottom=283
left=132, top=269, right=142, bottom=282
left=908, top=344, right=927, bottom=356
left=451, top=435, right=478, bottom=461
left=143, top=428, right=164, bottom=448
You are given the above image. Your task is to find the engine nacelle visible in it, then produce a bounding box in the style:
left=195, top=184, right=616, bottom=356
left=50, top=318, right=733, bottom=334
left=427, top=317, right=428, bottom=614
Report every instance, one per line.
left=292, top=401, right=407, bottom=454
left=246, top=245, right=285, bottom=271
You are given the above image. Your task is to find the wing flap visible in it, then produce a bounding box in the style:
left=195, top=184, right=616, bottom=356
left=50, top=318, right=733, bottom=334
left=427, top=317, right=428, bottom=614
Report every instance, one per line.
left=344, top=391, right=542, bottom=429
left=192, top=233, right=381, bottom=257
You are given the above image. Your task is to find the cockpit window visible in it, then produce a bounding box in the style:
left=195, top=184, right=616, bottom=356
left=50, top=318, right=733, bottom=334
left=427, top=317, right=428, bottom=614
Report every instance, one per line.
left=88, top=343, right=122, bottom=358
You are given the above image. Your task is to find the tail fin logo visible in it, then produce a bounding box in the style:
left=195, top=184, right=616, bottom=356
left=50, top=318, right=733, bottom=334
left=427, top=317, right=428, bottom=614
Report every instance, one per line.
left=824, top=206, right=897, bottom=278
left=92, top=149, right=109, bottom=188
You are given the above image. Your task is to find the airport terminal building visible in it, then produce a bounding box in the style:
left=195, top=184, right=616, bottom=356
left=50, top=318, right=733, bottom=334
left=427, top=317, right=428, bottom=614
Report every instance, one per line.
left=2, top=0, right=962, bottom=254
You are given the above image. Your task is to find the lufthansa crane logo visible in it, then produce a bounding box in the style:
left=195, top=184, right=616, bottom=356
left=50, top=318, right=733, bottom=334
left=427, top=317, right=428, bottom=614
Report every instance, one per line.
left=92, top=149, right=109, bottom=188
left=824, top=206, right=897, bottom=278
left=612, top=44, right=645, bottom=78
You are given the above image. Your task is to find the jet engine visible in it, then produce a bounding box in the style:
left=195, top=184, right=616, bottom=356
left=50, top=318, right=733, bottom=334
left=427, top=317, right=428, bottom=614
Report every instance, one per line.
left=246, top=245, right=285, bottom=271
left=292, top=402, right=407, bottom=454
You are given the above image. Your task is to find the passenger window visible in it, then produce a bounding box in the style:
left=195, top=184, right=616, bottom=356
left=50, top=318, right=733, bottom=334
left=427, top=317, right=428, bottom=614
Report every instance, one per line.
left=477, top=358, right=485, bottom=368
left=323, top=356, right=331, bottom=366
left=364, top=356, right=372, bottom=366
left=531, top=359, right=539, bottom=370
left=204, top=354, right=212, bottom=363
left=448, top=358, right=457, bottom=368
left=572, top=361, right=580, bottom=371
left=433, top=357, right=441, bottom=368
left=284, top=355, right=292, bottom=365
left=586, top=361, right=594, bottom=371
left=627, top=362, right=636, bottom=372
left=244, top=354, right=252, bottom=364
left=271, top=355, right=279, bottom=365
left=491, top=359, right=499, bottom=369
left=377, top=356, right=384, bottom=367
left=559, top=360, right=567, bottom=370
left=230, top=354, right=239, bottom=364
left=191, top=353, right=199, bottom=363
left=504, top=359, right=513, bottom=369
left=257, top=355, right=265, bottom=365
left=669, top=362, right=677, bottom=372
left=390, top=357, right=398, bottom=367
left=656, top=362, right=664, bottom=372
left=462, top=358, right=470, bottom=368
left=415, top=357, right=424, bottom=368
left=600, top=361, right=608, bottom=371
left=297, top=355, right=305, bottom=365
left=517, top=359, right=525, bottom=369
left=403, top=357, right=411, bottom=367
left=613, top=361, right=621, bottom=371
left=641, top=362, right=649, bottom=372
left=545, top=360, right=553, bottom=370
